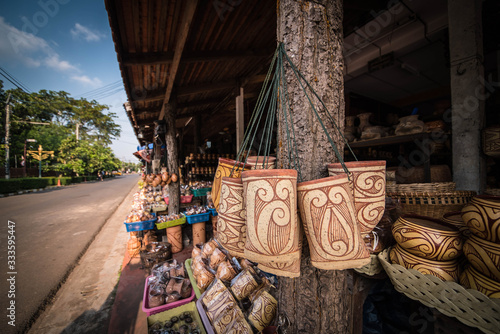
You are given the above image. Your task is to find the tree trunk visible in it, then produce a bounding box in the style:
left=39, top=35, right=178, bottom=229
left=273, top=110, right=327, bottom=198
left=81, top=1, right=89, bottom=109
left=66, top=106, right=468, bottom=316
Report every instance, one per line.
left=277, top=1, right=352, bottom=332
left=164, top=100, right=180, bottom=215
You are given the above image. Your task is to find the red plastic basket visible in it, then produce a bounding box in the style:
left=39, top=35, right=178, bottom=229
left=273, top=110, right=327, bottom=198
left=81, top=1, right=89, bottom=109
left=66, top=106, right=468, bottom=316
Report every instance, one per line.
left=164, top=195, right=194, bottom=205
left=142, top=275, right=195, bottom=316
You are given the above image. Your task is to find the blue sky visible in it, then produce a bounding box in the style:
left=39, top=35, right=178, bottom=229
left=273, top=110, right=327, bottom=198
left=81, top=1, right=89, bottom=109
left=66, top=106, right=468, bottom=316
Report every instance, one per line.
left=0, top=0, right=139, bottom=162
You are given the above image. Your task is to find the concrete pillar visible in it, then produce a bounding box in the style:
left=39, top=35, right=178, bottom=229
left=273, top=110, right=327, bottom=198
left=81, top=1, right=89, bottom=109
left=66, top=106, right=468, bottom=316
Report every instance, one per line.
left=236, top=87, right=244, bottom=152
left=448, top=0, right=486, bottom=193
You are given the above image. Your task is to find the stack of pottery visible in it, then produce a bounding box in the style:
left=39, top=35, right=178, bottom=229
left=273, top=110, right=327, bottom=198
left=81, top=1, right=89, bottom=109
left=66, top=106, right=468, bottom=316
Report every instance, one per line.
left=461, top=195, right=500, bottom=298
left=390, top=214, right=463, bottom=282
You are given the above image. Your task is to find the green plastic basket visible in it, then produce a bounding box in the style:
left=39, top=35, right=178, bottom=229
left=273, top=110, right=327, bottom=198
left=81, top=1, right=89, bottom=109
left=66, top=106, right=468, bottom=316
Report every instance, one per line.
left=191, top=187, right=212, bottom=197
left=155, top=215, right=186, bottom=230
left=185, top=258, right=201, bottom=298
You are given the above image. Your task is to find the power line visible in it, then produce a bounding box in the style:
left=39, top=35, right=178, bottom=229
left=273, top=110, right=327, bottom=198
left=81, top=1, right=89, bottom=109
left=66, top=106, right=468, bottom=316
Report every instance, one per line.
left=0, top=66, right=32, bottom=93
left=76, top=80, right=123, bottom=98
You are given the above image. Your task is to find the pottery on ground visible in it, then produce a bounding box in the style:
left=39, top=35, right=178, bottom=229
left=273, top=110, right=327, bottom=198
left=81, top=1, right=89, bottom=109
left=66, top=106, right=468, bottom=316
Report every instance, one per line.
left=212, top=158, right=251, bottom=211
left=242, top=169, right=300, bottom=265
left=390, top=244, right=460, bottom=282
left=442, top=211, right=471, bottom=239
left=328, top=160, right=386, bottom=234
left=461, top=195, right=500, bottom=243
left=246, top=156, right=276, bottom=170
left=217, top=177, right=247, bottom=258
left=392, top=214, right=463, bottom=261
left=463, top=234, right=500, bottom=281
left=297, top=175, right=370, bottom=270
left=166, top=224, right=183, bottom=253
left=192, top=222, right=206, bottom=245
left=459, top=265, right=500, bottom=298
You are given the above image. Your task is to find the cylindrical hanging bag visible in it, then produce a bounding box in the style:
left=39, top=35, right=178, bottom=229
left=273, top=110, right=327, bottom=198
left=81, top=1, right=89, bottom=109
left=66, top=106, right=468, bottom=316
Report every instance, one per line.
left=212, top=158, right=251, bottom=211
left=247, top=156, right=277, bottom=170
left=327, top=161, right=386, bottom=234
left=166, top=225, right=183, bottom=253
left=297, top=175, right=370, bottom=270
left=242, top=169, right=300, bottom=264
left=192, top=222, right=206, bottom=245
left=217, top=177, right=247, bottom=258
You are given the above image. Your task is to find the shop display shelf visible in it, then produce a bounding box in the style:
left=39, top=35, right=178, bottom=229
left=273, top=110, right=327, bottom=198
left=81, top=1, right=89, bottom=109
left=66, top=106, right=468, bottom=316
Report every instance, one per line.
left=142, top=275, right=195, bottom=317
left=156, top=215, right=186, bottom=230
left=124, top=213, right=157, bottom=232
left=146, top=301, right=207, bottom=334
left=185, top=212, right=210, bottom=225
left=191, top=187, right=212, bottom=197
left=185, top=259, right=202, bottom=298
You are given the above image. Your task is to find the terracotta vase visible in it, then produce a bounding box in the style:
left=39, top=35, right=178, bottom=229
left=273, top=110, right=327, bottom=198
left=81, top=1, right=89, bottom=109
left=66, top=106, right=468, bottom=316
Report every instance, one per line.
left=461, top=195, right=500, bottom=243
left=217, top=177, right=247, bottom=258
left=328, top=161, right=386, bottom=234
left=242, top=169, right=300, bottom=264
left=247, top=156, right=276, bottom=170
left=192, top=222, right=206, bottom=244
left=297, top=175, right=370, bottom=270
left=166, top=225, right=183, bottom=253
left=212, top=158, right=251, bottom=211
left=483, top=125, right=500, bottom=158
left=357, top=112, right=373, bottom=133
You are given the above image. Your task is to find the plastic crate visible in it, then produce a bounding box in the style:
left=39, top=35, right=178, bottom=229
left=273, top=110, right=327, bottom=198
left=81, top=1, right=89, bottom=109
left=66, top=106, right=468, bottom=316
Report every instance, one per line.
left=191, top=187, right=212, bottom=197
left=208, top=208, right=218, bottom=217
left=147, top=301, right=207, bottom=334
left=164, top=195, right=194, bottom=205
left=185, top=212, right=210, bottom=224
left=142, top=275, right=195, bottom=317
left=124, top=213, right=157, bottom=232
left=185, top=259, right=202, bottom=298
left=156, top=215, right=186, bottom=230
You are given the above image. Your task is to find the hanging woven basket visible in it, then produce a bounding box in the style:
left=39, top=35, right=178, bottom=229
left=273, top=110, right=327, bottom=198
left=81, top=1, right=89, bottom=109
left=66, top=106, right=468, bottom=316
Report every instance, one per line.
left=212, top=158, right=251, bottom=211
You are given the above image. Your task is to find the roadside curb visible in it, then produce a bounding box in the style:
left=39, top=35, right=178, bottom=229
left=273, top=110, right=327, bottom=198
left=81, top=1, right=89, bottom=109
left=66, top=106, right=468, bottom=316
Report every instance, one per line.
left=0, top=179, right=109, bottom=198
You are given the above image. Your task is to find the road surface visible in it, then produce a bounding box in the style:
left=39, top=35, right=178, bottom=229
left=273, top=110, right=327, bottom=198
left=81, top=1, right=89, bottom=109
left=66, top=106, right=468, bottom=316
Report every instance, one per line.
left=0, top=174, right=140, bottom=333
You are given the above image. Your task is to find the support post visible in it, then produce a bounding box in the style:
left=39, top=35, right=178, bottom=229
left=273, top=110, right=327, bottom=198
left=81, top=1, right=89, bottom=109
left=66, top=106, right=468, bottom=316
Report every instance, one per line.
left=164, top=99, right=180, bottom=215
left=448, top=0, right=486, bottom=192
left=4, top=93, right=11, bottom=180
left=236, top=87, right=244, bottom=152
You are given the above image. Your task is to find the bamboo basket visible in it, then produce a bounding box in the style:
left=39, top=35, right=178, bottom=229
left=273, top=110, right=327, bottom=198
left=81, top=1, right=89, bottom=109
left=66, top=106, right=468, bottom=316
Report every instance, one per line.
left=378, top=248, right=500, bottom=334
left=354, top=254, right=384, bottom=276
left=386, top=182, right=456, bottom=193
left=387, top=191, right=475, bottom=219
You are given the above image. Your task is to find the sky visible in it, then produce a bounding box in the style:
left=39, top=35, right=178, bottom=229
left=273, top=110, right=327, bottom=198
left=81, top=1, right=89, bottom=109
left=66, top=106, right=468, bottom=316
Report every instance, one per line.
left=0, top=0, right=139, bottom=163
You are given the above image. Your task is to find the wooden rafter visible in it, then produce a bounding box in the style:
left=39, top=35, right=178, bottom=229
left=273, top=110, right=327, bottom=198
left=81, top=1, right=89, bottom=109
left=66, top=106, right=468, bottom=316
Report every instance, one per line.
left=158, top=0, right=198, bottom=120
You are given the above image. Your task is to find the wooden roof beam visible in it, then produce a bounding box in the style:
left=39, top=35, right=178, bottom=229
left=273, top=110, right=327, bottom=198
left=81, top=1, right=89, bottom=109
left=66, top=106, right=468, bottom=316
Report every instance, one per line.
left=122, top=48, right=272, bottom=66
left=159, top=0, right=198, bottom=120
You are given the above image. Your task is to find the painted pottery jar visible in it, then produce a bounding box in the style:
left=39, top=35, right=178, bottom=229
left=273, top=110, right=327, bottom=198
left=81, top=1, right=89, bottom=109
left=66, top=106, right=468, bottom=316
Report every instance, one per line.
left=248, top=291, right=278, bottom=332
left=392, top=214, right=463, bottom=261
left=395, top=115, right=426, bottom=136
left=217, top=177, right=247, bottom=258
left=242, top=169, right=300, bottom=264
left=461, top=195, right=500, bottom=243
left=357, top=112, right=373, bottom=133
left=460, top=265, right=500, bottom=298
left=483, top=125, right=500, bottom=158
left=442, top=211, right=471, bottom=239
left=390, top=244, right=459, bottom=282
left=327, top=160, right=386, bottom=234
left=166, top=224, right=183, bottom=253
left=297, top=175, right=371, bottom=270
left=463, top=234, right=500, bottom=281
left=247, top=156, right=277, bottom=170
left=212, top=158, right=251, bottom=211
left=345, top=115, right=357, bottom=142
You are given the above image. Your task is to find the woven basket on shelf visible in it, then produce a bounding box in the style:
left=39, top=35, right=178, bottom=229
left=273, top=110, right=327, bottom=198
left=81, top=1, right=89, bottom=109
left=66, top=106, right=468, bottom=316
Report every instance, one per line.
left=387, top=191, right=475, bottom=219
left=378, top=248, right=500, bottom=334
left=485, top=188, right=500, bottom=196
left=386, top=182, right=456, bottom=194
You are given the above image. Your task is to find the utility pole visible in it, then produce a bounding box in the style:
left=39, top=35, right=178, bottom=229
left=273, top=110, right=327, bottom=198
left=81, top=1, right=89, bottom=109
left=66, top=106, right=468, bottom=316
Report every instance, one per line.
left=4, top=93, right=11, bottom=180
left=76, top=123, right=80, bottom=141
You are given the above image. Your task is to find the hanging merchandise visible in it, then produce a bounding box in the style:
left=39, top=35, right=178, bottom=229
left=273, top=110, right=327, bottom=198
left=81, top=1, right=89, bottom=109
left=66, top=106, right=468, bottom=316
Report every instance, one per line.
left=216, top=177, right=247, bottom=258
left=212, top=158, right=251, bottom=211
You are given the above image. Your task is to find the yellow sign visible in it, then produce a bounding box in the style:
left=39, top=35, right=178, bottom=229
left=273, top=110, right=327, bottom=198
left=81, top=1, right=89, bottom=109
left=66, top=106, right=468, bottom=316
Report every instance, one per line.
left=27, top=145, right=54, bottom=161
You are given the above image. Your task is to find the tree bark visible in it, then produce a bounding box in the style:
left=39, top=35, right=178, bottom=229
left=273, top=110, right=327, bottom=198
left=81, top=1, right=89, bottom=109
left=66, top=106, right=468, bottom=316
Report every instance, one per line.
left=164, top=100, right=180, bottom=215
left=277, top=1, right=352, bottom=332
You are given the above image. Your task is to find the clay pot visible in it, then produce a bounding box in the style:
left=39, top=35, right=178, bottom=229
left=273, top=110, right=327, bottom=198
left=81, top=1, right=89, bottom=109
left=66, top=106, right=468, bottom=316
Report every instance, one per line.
left=247, top=156, right=277, bottom=170
left=395, top=115, right=426, bottom=136
left=297, top=175, right=370, bottom=270
left=328, top=160, right=386, bottom=234
left=242, top=169, right=300, bottom=265
left=248, top=291, right=278, bottom=332
left=192, top=222, right=206, bottom=245
left=357, top=112, right=373, bottom=133
left=392, top=214, right=463, bottom=261
left=461, top=195, right=500, bottom=243
left=390, top=244, right=459, bottom=282
left=463, top=234, right=500, bottom=281
left=442, top=211, right=471, bottom=239
left=212, top=158, right=251, bottom=211
left=166, top=225, right=183, bottom=253
left=217, top=177, right=247, bottom=258
left=483, top=125, right=500, bottom=158
left=460, top=265, right=500, bottom=298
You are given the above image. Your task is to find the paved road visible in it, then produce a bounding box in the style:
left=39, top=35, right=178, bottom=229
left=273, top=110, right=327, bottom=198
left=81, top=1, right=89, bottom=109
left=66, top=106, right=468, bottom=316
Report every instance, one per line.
left=0, top=174, right=140, bottom=333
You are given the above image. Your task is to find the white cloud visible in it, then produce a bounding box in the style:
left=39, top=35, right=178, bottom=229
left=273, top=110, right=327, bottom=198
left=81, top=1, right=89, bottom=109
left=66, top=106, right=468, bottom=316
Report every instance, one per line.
left=71, top=75, right=103, bottom=87
left=45, top=54, right=79, bottom=72
left=70, top=23, right=105, bottom=42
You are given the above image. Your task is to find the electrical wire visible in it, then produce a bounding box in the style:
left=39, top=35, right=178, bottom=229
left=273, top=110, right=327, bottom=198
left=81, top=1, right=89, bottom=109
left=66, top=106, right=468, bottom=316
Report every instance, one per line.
left=0, top=66, right=32, bottom=93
